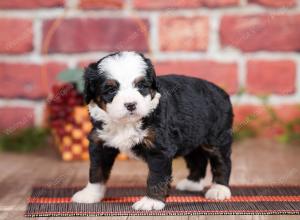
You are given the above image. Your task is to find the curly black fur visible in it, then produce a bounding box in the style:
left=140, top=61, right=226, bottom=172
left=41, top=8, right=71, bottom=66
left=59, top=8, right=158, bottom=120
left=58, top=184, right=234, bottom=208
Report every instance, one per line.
left=84, top=52, right=233, bottom=202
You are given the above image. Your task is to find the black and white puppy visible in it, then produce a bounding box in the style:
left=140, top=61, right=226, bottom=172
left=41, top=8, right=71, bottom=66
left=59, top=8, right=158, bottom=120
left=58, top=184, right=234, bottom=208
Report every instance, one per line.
left=72, top=51, right=233, bottom=210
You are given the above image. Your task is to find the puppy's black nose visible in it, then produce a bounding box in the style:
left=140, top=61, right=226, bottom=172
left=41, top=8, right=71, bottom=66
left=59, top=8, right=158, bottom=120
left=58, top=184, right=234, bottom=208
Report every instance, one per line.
left=124, top=102, right=137, bottom=112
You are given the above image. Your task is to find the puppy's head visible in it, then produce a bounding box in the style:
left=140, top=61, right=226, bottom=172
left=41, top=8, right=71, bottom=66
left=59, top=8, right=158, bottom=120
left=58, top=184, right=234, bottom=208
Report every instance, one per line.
left=84, top=51, right=160, bottom=122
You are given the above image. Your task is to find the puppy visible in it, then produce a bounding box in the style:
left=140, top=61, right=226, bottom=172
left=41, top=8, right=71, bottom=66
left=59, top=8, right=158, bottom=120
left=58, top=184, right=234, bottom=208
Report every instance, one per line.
left=72, top=51, right=233, bottom=210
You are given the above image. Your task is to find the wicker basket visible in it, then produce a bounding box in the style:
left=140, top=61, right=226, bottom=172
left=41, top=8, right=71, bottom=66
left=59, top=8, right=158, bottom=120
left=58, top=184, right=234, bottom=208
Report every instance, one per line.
left=47, top=83, right=91, bottom=161
left=51, top=106, right=92, bottom=161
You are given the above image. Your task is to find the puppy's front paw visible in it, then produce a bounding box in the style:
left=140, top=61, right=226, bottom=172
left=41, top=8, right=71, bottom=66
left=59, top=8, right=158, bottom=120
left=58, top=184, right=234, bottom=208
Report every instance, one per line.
left=205, top=184, right=231, bottom=200
left=176, top=178, right=204, bottom=192
left=132, top=196, right=165, bottom=210
left=71, top=182, right=106, bottom=203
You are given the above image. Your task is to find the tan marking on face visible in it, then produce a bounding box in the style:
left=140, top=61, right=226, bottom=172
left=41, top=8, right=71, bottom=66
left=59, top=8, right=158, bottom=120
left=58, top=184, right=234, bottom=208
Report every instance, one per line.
left=96, top=96, right=106, bottom=111
left=106, top=79, right=118, bottom=87
left=150, top=88, right=156, bottom=99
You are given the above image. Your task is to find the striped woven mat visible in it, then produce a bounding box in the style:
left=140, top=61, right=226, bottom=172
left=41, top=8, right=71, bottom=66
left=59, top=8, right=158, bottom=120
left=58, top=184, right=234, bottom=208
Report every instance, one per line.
left=25, top=185, right=300, bottom=217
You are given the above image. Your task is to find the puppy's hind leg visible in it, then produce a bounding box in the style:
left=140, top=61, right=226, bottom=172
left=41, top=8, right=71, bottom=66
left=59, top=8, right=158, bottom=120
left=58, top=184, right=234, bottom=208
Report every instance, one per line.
left=205, top=139, right=232, bottom=200
left=176, top=147, right=208, bottom=192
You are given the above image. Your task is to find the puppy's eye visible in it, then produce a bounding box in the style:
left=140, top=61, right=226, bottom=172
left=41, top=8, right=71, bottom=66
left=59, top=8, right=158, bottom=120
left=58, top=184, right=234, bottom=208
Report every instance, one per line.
left=108, top=88, right=116, bottom=94
left=138, top=84, right=146, bottom=89
left=104, top=86, right=117, bottom=94
left=137, top=81, right=149, bottom=90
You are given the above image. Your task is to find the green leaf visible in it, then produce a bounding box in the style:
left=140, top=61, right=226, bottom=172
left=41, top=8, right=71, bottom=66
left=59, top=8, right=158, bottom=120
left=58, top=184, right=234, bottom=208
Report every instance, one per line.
left=57, top=68, right=82, bottom=81
left=57, top=68, right=84, bottom=93
left=233, top=126, right=257, bottom=142
left=0, top=127, right=50, bottom=152
left=76, top=78, right=85, bottom=93
left=277, top=134, right=289, bottom=143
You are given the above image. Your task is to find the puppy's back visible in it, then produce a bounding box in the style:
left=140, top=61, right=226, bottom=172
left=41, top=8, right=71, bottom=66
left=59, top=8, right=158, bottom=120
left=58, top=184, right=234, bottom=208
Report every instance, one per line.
left=156, top=74, right=233, bottom=146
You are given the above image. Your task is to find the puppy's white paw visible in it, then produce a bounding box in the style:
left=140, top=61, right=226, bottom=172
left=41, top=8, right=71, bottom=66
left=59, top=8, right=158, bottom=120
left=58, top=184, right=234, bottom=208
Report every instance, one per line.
left=176, top=178, right=204, bottom=192
left=132, top=196, right=165, bottom=210
left=205, top=184, right=231, bottom=200
left=71, top=182, right=106, bottom=203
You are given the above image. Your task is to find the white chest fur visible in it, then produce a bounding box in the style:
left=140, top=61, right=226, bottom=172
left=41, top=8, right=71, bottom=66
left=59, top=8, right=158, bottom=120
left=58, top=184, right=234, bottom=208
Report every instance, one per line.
left=96, top=121, right=147, bottom=153
left=88, top=102, right=150, bottom=155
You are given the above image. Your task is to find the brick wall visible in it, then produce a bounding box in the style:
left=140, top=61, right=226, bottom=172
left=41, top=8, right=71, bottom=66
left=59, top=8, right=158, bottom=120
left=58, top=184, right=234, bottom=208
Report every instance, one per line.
left=0, top=0, right=300, bottom=133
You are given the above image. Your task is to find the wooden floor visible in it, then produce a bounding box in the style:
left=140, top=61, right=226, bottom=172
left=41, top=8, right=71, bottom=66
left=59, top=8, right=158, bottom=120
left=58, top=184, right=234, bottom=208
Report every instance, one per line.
left=0, top=138, right=299, bottom=220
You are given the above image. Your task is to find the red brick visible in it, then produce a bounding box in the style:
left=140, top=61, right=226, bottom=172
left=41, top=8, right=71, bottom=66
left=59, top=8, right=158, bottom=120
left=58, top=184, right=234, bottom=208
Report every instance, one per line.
left=78, top=60, right=93, bottom=68
left=233, top=105, right=265, bottom=136
left=274, top=105, right=300, bottom=122
left=220, top=14, right=300, bottom=52
left=134, top=0, right=202, bottom=9
left=234, top=105, right=276, bottom=136
left=159, top=16, right=209, bottom=51
left=202, top=0, right=239, bottom=7
left=79, top=0, right=124, bottom=9
left=42, top=18, right=149, bottom=53
left=133, top=0, right=239, bottom=9
left=155, top=61, right=238, bottom=94
left=249, top=0, right=296, bottom=8
left=0, top=107, right=34, bottom=132
left=0, top=62, right=67, bottom=99
left=233, top=104, right=300, bottom=138
left=246, top=60, right=296, bottom=95
left=0, top=19, right=33, bottom=54
left=234, top=105, right=300, bottom=124
left=233, top=105, right=262, bottom=126
left=0, top=0, right=64, bottom=9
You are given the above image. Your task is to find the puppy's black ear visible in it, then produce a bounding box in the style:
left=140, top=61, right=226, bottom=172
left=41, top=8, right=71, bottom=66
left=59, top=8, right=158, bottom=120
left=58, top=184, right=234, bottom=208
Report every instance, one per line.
left=145, top=57, right=158, bottom=99
left=139, top=54, right=158, bottom=97
left=83, top=62, right=99, bottom=104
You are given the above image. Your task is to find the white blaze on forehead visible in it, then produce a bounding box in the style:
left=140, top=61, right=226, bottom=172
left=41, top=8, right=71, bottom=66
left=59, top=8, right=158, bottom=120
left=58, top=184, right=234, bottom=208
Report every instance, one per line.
left=93, top=51, right=160, bottom=124
left=98, top=52, right=147, bottom=87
